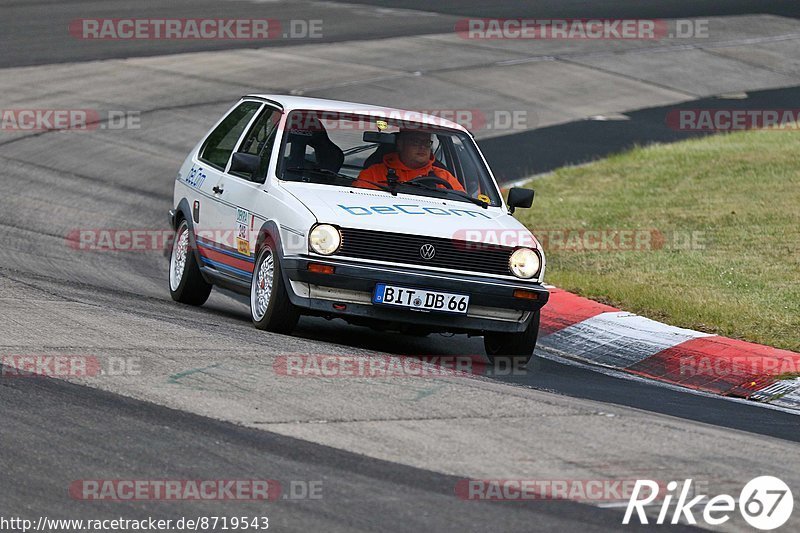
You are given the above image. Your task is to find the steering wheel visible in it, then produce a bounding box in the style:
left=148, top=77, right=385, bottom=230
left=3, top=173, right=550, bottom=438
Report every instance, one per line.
left=405, top=175, right=454, bottom=190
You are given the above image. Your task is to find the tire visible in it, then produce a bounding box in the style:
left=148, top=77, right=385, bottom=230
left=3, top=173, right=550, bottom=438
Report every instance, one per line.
left=250, top=239, right=300, bottom=333
left=169, top=219, right=212, bottom=306
left=483, top=310, right=540, bottom=367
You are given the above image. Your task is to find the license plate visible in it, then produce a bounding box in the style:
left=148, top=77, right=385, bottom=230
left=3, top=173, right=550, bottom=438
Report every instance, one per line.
left=372, top=283, right=469, bottom=314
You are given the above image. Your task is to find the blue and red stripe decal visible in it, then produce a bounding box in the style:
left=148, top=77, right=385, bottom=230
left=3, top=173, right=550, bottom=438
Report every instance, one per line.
left=196, top=236, right=254, bottom=280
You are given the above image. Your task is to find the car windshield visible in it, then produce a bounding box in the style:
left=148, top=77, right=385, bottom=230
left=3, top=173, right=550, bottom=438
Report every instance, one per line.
left=277, top=110, right=502, bottom=207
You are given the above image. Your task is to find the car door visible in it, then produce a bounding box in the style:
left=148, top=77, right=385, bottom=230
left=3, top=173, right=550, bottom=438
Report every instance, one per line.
left=193, top=100, right=262, bottom=280
left=217, top=104, right=283, bottom=276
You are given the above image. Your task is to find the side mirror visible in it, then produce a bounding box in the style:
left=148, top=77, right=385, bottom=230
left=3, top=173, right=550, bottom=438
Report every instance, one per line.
left=507, top=187, right=534, bottom=214
left=229, top=152, right=262, bottom=181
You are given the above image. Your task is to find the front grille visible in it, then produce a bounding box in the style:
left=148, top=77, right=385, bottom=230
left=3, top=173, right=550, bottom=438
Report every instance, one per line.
left=337, top=228, right=513, bottom=276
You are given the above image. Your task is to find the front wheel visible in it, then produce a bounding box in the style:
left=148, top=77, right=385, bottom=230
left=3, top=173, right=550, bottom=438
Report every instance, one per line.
left=250, top=240, right=300, bottom=334
left=169, top=219, right=212, bottom=306
left=483, top=310, right=540, bottom=367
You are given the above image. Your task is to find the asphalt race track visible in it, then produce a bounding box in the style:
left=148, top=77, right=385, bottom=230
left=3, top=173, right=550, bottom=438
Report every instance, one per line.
left=1, top=1, right=798, bottom=532
left=3, top=0, right=799, bottom=68
left=4, top=375, right=676, bottom=532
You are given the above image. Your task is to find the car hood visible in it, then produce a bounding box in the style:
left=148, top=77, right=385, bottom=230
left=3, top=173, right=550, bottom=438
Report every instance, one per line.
left=280, top=182, right=541, bottom=248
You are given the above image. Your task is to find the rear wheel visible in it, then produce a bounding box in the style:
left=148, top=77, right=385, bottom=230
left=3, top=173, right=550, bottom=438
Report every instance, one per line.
left=483, top=310, right=540, bottom=367
left=169, top=219, right=212, bottom=306
left=250, top=240, right=300, bottom=333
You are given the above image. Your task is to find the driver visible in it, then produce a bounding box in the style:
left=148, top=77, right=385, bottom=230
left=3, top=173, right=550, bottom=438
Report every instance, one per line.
left=357, top=130, right=465, bottom=191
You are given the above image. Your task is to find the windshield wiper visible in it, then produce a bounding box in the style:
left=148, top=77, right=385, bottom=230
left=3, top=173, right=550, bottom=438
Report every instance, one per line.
left=285, top=166, right=351, bottom=180
left=284, top=166, right=394, bottom=194
left=341, top=144, right=378, bottom=157
left=393, top=180, right=490, bottom=209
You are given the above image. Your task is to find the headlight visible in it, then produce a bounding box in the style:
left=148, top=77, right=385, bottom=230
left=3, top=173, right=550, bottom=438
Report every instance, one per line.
left=509, top=248, right=541, bottom=279
left=309, top=224, right=341, bottom=255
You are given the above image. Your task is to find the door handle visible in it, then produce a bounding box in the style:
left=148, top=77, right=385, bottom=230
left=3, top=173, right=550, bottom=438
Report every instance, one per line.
left=212, top=185, right=224, bottom=194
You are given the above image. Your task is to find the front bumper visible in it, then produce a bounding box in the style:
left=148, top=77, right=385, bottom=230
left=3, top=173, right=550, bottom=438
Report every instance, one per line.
left=282, top=256, right=549, bottom=334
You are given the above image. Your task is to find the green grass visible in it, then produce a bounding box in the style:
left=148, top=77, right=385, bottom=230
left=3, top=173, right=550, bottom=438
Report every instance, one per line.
left=515, top=129, right=800, bottom=352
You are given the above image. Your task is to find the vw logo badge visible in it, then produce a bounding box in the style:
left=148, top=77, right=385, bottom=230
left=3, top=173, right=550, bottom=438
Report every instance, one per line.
left=420, top=243, right=436, bottom=260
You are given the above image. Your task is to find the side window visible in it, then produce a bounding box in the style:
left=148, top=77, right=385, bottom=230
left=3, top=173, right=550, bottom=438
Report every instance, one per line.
left=199, top=101, right=261, bottom=170
left=450, top=135, right=499, bottom=204
left=232, top=108, right=282, bottom=182
left=433, top=135, right=449, bottom=169
left=239, top=108, right=280, bottom=156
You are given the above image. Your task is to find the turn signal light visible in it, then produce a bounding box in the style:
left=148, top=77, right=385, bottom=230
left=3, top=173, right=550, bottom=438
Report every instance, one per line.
left=513, top=289, right=539, bottom=300
left=308, top=263, right=335, bottom=274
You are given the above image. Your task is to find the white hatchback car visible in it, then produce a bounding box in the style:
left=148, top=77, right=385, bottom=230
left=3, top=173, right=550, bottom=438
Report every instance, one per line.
left=168, top=95, right=549, bottom=363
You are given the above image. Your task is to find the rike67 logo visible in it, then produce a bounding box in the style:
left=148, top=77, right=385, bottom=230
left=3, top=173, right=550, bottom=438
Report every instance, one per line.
left=624, top=477, right=794, bottom=529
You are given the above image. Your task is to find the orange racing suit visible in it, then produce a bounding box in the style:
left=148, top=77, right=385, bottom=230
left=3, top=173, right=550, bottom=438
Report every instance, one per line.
left=357, top=153, right=465, bottom=191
